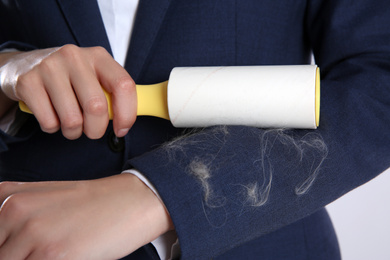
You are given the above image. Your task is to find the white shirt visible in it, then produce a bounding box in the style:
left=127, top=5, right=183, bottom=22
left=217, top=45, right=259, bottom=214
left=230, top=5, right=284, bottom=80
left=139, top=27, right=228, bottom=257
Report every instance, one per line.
left=97, top=0, right=138, bottom=67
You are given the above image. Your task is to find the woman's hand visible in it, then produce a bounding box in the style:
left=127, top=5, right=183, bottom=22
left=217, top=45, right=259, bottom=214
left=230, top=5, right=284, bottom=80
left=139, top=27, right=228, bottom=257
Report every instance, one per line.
left=0, top=174, right=173, bottom=260
left=0, top=45, right=137, bottom=139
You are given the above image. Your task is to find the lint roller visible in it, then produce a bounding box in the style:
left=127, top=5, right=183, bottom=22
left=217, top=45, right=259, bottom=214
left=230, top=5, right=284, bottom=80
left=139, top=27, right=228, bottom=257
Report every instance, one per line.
left=19, top=65, right=320, bottom=129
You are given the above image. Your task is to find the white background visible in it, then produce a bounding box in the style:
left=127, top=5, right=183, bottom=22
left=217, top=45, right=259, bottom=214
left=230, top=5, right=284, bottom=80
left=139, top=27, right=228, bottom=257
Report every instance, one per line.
left=327, top=168, right=390, bottom=260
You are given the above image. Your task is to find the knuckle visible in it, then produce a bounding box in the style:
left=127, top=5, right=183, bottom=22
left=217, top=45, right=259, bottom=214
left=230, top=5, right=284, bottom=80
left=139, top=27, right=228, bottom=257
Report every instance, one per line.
left=63, top=131, right=82, bottom=141
left=115, top=76, right=135, bottom=93
left=83, top=96, right=107, bottom=116
left=40, top=117, right=60, bottom=133
left=90, top=46, right=108, bottom=57
left=116, top=111, right=136, bottom=127
left=59, top=44, right=78, bottom=53
left=61, top=113, right=83, bottom=130
left=84, top=129, right=106, bottom=140
left=57, top=44, right=80, bottom=62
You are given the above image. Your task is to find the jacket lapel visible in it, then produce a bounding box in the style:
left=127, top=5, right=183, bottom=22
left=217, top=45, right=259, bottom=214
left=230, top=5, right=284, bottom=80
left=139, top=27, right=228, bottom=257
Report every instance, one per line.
left=56, top=0, right=171, bottom=81
left=124, top=0, right=172, bottom=81
left=56, top=0, right=112, bottom=54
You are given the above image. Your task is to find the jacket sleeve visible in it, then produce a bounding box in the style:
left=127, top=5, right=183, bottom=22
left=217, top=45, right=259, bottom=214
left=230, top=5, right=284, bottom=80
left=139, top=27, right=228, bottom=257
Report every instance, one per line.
left=126, top=0, right=390, bottom=259
left=0, top=1, right=39, bottom=152
left=0, top=4, right=37, bottom=52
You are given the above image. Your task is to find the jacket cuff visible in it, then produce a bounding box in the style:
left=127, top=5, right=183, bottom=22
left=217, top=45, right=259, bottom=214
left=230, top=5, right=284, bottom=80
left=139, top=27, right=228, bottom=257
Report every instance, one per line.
left=0, top=41, right=37, bottom=52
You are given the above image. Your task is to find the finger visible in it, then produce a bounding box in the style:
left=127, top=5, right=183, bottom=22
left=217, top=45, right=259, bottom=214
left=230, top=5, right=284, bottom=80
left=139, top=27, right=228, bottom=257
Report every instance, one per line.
left=69, top=64, right=109, bottom=140
left=0, top=223, right=9, bottom=248
left=0, top=235, right=32, bottom=260
left=0, top=198, right=34, bottom=260
left=110, top=75, right=137, bottom=137
left=0, top=218, right=56, bottom=260
left=92, top=47, right=137, bottom=137
left=0, top=195, right=16, bottom=248
left=16, top=71, right=60, bottom=134
left=38, top=55, right=84, bottom=140
left=43, top=76, right=83, bottom=140
left=51, top=45, right=109, bottom=139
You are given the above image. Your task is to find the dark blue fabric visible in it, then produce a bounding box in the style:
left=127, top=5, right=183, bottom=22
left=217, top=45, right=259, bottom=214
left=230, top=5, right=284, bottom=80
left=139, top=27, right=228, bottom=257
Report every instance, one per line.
left=215, top=208, right=340, bottom=260
left=1, top=0, right=389, bottom=259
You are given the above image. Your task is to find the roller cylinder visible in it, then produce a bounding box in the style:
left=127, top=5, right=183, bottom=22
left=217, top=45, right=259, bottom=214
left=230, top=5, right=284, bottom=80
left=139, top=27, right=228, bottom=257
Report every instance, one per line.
left=167, top=65, right=319, bottom=129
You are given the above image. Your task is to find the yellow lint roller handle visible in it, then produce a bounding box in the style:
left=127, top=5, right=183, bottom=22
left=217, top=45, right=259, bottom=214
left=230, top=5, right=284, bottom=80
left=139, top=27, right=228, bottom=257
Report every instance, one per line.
left=19, top=81, right=170, bottom=120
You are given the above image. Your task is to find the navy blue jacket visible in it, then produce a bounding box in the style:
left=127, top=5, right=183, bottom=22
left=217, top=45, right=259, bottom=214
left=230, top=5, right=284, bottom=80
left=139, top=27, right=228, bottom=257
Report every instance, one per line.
left=1, top=1, right=390, bottom=259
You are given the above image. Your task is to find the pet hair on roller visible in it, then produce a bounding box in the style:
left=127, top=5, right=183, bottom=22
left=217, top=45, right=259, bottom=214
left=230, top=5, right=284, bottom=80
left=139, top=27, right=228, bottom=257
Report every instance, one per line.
left=19, top=65, right=320, bottom=129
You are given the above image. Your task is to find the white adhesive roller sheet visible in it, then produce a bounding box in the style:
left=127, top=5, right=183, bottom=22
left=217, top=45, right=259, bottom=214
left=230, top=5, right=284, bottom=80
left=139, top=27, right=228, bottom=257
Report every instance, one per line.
left=167, top=65, right=320, bottom=129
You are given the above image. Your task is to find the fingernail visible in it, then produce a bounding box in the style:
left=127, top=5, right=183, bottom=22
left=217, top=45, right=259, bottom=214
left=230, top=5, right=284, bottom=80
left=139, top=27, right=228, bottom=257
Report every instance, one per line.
left=117, top=128, right=129, bottom=137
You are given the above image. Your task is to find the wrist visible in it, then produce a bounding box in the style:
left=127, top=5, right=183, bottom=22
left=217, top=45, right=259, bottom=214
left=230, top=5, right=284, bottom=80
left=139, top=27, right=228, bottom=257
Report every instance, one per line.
left=103, top=173, right=174, bottom=247
left=125, top=173, right=174, bottom=235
